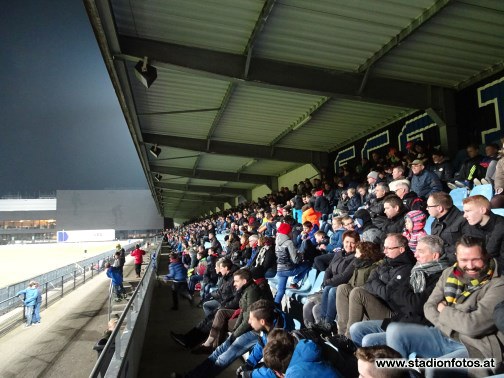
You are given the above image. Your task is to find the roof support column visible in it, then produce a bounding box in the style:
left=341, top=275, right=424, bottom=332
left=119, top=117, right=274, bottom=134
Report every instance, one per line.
left=268, top=177, right=279, bottom=193
left=427, top=87, right=458, bottom=158
left=246, top=190, right=253, bottom=202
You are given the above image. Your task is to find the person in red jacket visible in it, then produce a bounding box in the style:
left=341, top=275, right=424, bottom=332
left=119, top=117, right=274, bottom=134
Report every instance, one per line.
left=130, top=244, right=146, bottom=278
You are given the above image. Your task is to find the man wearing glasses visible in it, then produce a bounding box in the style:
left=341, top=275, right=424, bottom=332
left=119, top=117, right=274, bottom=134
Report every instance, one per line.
left=428, top=192, right=466, bottom=264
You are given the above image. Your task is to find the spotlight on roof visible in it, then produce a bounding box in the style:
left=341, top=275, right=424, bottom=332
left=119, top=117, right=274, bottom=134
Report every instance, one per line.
left=149, top=144, right=161, bottom=158
left=134, top=56, right=157, bottom=88
left=154, top=173, right=162, bottom=182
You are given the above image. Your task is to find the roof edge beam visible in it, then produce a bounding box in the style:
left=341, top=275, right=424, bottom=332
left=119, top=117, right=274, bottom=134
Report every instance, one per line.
left=143, top=133, right=328, bottom=167
left=151, top=165, right=274, bottom=184
left=157, top=182, right=247, bottom=196
left=118, top=35, right=436, bottom=109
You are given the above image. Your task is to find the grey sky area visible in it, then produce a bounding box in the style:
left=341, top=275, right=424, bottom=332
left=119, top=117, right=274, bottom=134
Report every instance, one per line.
left=0, top=1, right=147, bottom=197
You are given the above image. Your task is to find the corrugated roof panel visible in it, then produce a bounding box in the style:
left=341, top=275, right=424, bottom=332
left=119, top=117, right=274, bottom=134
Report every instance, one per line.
left=243, top=160, right=301, bottom=176
left=222, top=182, right=257, bottom=189
left=189, top=178, right=230, bottom=186
left=197, top=155, right=251, bottom=172
left=277, top=99, right=413, bottom=151
left=253, top=0, right=436, bottom=71
left=372, top=1, right=504, bottom=87
left=112, top=0, right=264, bottom=54
left=140, top=112, right=218, bottom=139
left=148, top=146, right=200, bottom=169
left=214, top=86, right=325, bottom=144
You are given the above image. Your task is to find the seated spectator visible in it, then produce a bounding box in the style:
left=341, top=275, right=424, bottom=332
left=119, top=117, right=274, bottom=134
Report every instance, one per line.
left=336, top=242, right=383, bottom=335
left=274, top=223, right=311, bottom=303
left=188, top=249, right=207, bottom=295
left=385, top=236, right=504, bottom=377
left=326, top=217, right=345, bottom=252
left=390, top=180, right=425, bottom=212
left=341, top=234, right=415, bottom=336
left=313, top=188, right=331, bottom=216
left=462, top=194, right=504, bottom=272
left=366, top=182, right=389, bottom=218
left=366, top=171, right=379, bottom=195
left=311, top=231, right=359, bottom=332
left=230, top=233, right=251, bottom=267
left=391, top=165, right=408, bottom=181
left=483, top=142, right=500, bottom=185
left=355, top=346, right=409, bottom=378
left=430, top=149, right=454, bottom=191
left=346, top=187, right=361, bottom=215
left=301, top=203, right=321, bottom=228
left=350, top=235, right=448, bottom=347
left=352, top=209, right=384, bottom=244
left=295, top=221, right=320, bottom=273
left=450, top=143, right=486, bottom=189
left=356, top=184, right=370, bottom=206
left=164, top=253, right=192, bottom=310
left=402, top=210, right=427, bottom=252
left=263, top=329, right=341, bottom=378
left=249, top=236, right=277, bottom=279
left=377, top=195, right=408, bottom=236
left=200, top=250, right=219, bottom=302
left=409, top=159, right=443, bottom=199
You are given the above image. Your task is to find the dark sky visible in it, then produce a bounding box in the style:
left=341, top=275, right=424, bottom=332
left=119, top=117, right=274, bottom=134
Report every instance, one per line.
left=0, top=1, right=147, bottom=197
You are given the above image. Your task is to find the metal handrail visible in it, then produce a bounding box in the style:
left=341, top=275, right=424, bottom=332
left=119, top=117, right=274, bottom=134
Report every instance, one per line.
left=89, top=241, right=162, bottom=377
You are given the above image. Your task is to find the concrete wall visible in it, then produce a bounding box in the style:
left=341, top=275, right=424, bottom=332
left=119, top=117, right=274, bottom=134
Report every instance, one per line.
left=278, top=164, right=320, bottom=189
left=251, top=185, right=271, bottom=201
left=56, top=190, right=163, bottom=231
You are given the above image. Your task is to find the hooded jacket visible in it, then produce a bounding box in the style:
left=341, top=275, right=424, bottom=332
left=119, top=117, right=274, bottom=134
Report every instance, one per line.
left=165, top=260, right=187, bottom=282
left=364, top=249, right=416, bottom=302
left=285, top=339, right=341, bottom=377
left=275, top=233, right=299, bottom=272
left=402, top=210, right=427, bottom=252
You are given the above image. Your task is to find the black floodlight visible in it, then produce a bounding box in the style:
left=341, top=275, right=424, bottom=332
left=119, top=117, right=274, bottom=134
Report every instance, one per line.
left=134, top=56, right=157, bottom=88
left=154, top=173, right=162, bottom=182
left=150, top=144, right=161, bottom=158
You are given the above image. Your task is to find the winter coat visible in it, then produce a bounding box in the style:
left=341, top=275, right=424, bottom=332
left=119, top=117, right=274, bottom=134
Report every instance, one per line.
left=403, top=210, right=427, bottom=252
left=276, top=233, right=299, bottom=272
left=285, top=339, right=341, bottom=378
left=165, top=261, right=187, bottom=282
left=347, top=259, right=382, bottom=288
left=246, top=309, right=296, bottom=367
left=213, top=264, right=240, bottom=309
left=494, top=157, right=504, bottom=191
left=410, top=169, right=443, bottom=199
left=402, top=191, right=425, bottom=212
left=346, top=195, right=361, bottom=214
left=430, top=159, right=454, bottom=183
left=323, top=251, right=356, bottom=287
left=364, top=249, right=416, bottom=302
left=302, top=208, right=321, bottom=227
left=249, top=245, right=277, bottom=279
left=430, top=206, right=466, bottom=263
left=326, top=228, right=345, bottom=252
left=456, top=154, right=486, bottom=181
left=130, top=248, right=146, bottom=264
left=367, top=195, right=385, bottom=218
left=463, top=213, right=504, bottom=274
left=232, top=283, right=263, bottom=338
left=354, top=208, right=384, bottom=244
left=210, top=238, right=223, bottom=255
left=424, top=261, right=504, bottom=374
left=106, top=266, right=123, bottom=285
left=203, top=255, right=219, bottom=285
left=16, top=287, right=39, bottom=306
left=314, top=195, right=330, bottom=215
left=375, top=207, right=408, bottom=236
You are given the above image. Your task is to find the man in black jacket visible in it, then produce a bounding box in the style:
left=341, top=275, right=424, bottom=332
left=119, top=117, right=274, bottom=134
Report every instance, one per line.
left=462, top=194, right=504, bottom=273
left=349, top=235, right=448, bottom=347
left=427, top=192, right=466, bottom=263
left=373, top=196, right=407, bottom=238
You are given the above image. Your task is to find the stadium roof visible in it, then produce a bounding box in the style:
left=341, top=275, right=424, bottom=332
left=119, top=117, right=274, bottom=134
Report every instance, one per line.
left=84, top=0, right=504, bottom=221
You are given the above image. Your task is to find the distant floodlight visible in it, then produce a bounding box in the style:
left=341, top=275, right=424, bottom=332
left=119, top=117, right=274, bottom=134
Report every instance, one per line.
left=134, top=56, right=157, bottom=88
left=150, top=144, right=161, bottom=158
left=154, top=173, right=162, bottom=182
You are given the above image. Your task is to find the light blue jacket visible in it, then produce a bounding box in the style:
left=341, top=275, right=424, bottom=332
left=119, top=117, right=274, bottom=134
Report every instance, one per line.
left=285, top=339, right=342, bottom=378
left=16, top=287, right=39, bottom=306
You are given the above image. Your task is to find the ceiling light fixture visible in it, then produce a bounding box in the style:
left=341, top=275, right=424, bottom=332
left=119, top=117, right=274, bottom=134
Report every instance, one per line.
left=154, top=173, right=162, bottom=182
left=134, top=56, right=157, bottom=88
left=149, top=144, right=161, bottom=158
left=292, top=115, right=312, bottom=131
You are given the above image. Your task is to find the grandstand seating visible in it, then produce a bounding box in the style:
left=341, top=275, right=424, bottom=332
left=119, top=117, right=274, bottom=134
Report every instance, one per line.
left=470, top=184, right=493, bottom=201
left=284, top=268, right=318, bottom=298
left=492, top=208, right=504, bottom=217
left=425, top=216, right=435, bottom=235
left=449, top=187, right=468, bottom=210
left=296, top=271, right=324, bottom=304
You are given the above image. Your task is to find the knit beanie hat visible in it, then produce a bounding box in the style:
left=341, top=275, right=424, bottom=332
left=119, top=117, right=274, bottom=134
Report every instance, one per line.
left=277, top=223, right=292, bottom=235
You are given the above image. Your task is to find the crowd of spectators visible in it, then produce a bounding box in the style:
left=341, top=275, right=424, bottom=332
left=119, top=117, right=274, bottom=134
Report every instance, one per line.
left=162, top=139, right=504, bottom=377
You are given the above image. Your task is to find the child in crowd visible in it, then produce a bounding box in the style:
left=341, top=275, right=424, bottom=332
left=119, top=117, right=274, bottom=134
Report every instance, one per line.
left=402, top=210, right=427, bottom=252
left=105, top=262, right=126, bottom=302
left=164, top=253, right=192, bottom=310
left=346, top=187, right=362, bottom=215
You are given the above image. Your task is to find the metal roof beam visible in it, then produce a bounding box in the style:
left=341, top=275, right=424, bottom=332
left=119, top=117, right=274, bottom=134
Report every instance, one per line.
left=157, top=192, right=230, bottom=202
left=151, top=165, right=274, bottom=185
left=118, top=35, right=438, bottom=109
left=157, top=182, right=247, bottom=196
left=143, top=133, right=328, bottom=166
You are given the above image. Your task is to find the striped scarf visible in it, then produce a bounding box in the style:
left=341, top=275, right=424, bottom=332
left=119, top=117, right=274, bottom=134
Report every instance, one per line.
left=444, top=259, right=495, bottom=305
left=409, top=260, right=449, bottom=294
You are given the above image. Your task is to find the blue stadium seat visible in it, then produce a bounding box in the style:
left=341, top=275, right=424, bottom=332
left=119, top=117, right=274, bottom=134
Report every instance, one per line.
left=293, top=318, right=302, bottom=330
left=492, top=208, right=504, bottom=217
left=470, top=184, right=493, bottom=201
left=449, top=187, right=468, bottom=210
left=425, top=216, right=435, bottom=235
left=285, top=268, right=318, bottom=298
left=297, top=272, right=324, bottom=304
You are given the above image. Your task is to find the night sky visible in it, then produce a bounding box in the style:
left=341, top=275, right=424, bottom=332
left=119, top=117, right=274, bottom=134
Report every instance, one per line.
left=0, top=1, right=147, bottom=197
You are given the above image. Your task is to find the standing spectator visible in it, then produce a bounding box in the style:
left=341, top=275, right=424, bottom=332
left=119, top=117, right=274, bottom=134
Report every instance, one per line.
left=116, top=244, right=126, bottom=276
left=32, top=281, right=42, bottom=325
left=16, top=281, right=39, bottom=328
left=105, top=262, right=126, bottom=302
left=430, top=150, right=453, bottom=191
left=409, top=160, right=443, bottom=199
left=130, top=244, right=146, bottom=278
left=164, top=253, right=191, bottom=310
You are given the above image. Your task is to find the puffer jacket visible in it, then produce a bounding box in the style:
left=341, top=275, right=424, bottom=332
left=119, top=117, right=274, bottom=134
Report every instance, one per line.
left=402, top=210, right=427, bottom=252
left=275, top=233, right=299, bottom=272
left=425, top=261, right=504, bottom=375
left=364, top=249, right=416, bottom=302
left=323, top=251, right=356, bottom=287
left=410, top=169, right=443, bottom=199
left=285, top=339, right=341, bottom=377
left=213, top=264, right=240, bottom=309
left=165, top=261, right=187, bottom=282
